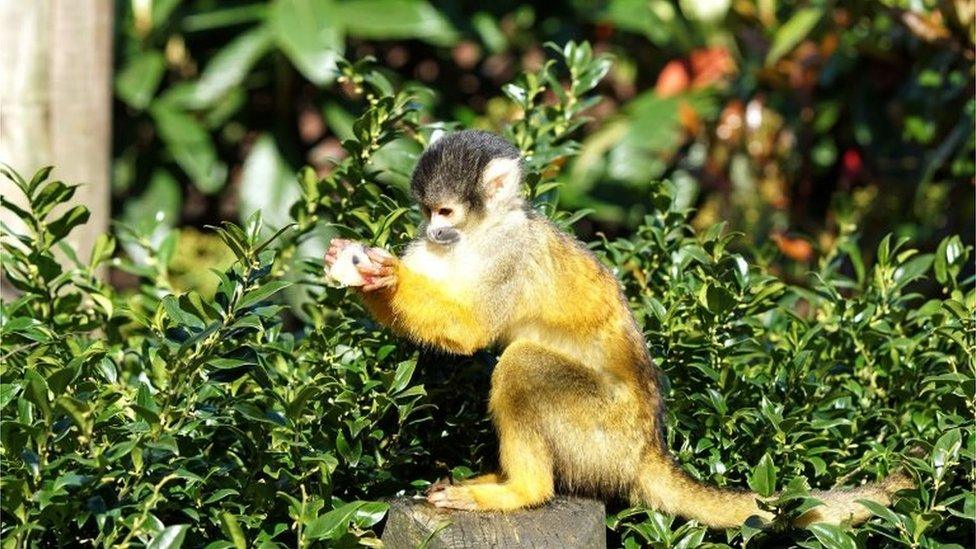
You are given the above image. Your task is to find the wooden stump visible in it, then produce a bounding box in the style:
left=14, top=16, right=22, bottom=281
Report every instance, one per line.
left=381, top=496, right=606, bottom=549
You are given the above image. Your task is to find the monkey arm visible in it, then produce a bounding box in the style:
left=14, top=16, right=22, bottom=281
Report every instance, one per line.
left=361, top=263, right=492, bottom=355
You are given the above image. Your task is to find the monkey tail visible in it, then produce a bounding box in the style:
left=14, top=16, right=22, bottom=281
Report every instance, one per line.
left=638, top=454, right=913, bottom=529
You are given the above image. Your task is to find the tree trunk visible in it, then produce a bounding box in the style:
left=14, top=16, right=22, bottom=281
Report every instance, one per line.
left=0, top=0, right=113, bottom=269
left=382, top=496, right=607, bottom=549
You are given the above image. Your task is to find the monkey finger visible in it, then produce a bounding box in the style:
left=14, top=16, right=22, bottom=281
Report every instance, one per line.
left=356, top=264, right=393, bottom=278
left=355, top=263, right=380, bottom=274
left=366, top=248, right=397, bottom=265
left=362, top=276, right=396, bottom=292
left=426, top=486, right=477, bottom=510
left=327, top=238, right=352, bottom=254
left=424, top=480, right=449, bottom=496
left=362, top=278, right=393, bottom=292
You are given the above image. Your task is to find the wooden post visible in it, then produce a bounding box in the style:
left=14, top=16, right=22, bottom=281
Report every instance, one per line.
left=0, top=0, right=113, bottom=267
left=382, top=496, right=607, bottom=548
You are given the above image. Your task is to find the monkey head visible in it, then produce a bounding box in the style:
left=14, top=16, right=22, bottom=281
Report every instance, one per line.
left=410, top=130, right=523, bottom=246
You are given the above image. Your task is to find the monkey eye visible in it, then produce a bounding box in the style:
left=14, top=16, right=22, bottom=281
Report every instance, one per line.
left=351, top=256, right=360, bottom=265
left=438, top=207, right=453, bottom=217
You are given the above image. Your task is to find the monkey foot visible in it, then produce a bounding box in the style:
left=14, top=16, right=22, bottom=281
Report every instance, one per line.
left=426, top=484, right=478, bottom=510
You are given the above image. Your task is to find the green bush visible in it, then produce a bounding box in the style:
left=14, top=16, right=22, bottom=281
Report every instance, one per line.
left=3, top=43, right=974, bottom=548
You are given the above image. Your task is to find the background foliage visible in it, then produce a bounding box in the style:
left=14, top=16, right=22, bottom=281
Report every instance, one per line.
left=111, top=0, right=974, bottom=287
left=2, top=0, right=975, bottom=547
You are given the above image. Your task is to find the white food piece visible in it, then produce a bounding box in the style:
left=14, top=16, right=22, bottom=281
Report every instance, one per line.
left=327, top=243, right=372, bottom=287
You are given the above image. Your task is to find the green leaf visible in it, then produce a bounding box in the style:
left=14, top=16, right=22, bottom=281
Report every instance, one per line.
left=353, top=501, right=389, bottom=527
left=47, top=206, right=90, bottom=242
left=137, top=382, right=160, bottom=414
left=220, top=512, right=247, bottom=549
left=748, top=453, right=777, bottom=497
left=148, top=524, right=190, bottom=549
left=270, top=0, right=344, bottom=85
left=876, top=234, right=893, bottom=266
left=934, top=236, right=951, bottom=283
left=115, top=50, right=166, bottom=109
left=27, top=166, right=54, bottom=196
left=32, top=181, right=78, bottom=219
left=933, top=429, right=962, bottom=481
left=807, top=523, right=856, bottom=549
left=237, top=135, right=299, bottom=230
left=190, top=26, right=272, bottom=108
left=856, top=498, right=904, bottom=528
left=181, top=3, right=268, bottom=32
left=603, top=0, right=689, bottom=48
left=55, top=396, right=92, bottom=436
left=0, top=194, right=33, bottom=224
left=150, top=103, right=226, bottom=194
left=122, top=169, right=182, bottom=229
left=25, top=369, right=52, bottom=418
left=335, top=0, right=458, bottom=46
left=0, top=383, right=20, bottom=412
left=472, top=12, right=506, bottom=53
left=893, top=254, right=933, bottom=287
left=389, top=359, right=416, bottom=394
left=162, top=294, right=206, bottom=330
left=304, top=501, right=366, bottom=541
left=238, top=280, right=292, bottom=310
left=702, top=284, right=736, bottom=314
left=766, top=7, right=824, bottom=65
left=91, top=293, right=114, bottom=319
left=336, top=430, right=362, bottom=466
left=210, top=224, right=249, bottom=260
left=89, top=234, right=116, bottom=269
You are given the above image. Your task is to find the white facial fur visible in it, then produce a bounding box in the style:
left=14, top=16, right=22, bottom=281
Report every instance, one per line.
left=426, top=203, right=465, bottom=237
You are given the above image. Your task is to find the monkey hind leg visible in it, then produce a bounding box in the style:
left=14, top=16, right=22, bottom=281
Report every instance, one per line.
left=478, top=340, right=640, bottom=510
left=427, top=429, right=553, bottom=511
left=430, top=340, right=603, bottom=511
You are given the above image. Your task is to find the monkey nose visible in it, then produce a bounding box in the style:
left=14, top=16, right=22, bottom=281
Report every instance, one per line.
left=428, top=227, right=459, bottom=245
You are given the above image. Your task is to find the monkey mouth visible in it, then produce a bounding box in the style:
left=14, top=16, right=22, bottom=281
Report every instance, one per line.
left=427, top=235, right=459, bottom=246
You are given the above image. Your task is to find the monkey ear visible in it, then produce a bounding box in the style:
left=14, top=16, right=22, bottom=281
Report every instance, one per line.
left=482, top=157, right=522, bottom=202
left=428, top=128, right=446, bottom=146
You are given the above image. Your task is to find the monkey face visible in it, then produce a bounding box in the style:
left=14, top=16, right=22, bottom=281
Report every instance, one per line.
left=420, top=202, right=467, bottom=245
left=411, top=130, right=524, bottom=246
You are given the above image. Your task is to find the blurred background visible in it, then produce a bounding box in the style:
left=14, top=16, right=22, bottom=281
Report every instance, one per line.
left=4, top=0, right=975, bottom=290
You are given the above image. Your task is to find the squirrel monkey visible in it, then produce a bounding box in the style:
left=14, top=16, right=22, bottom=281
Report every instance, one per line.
left=325, top=130, right=910, bottom=528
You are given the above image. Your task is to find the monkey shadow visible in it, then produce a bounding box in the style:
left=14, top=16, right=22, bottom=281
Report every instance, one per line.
left=403, top=347, right=500, bottom=483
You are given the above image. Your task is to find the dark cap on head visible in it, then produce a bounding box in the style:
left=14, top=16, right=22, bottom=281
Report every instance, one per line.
left=411, top=130, right=522, bottom=211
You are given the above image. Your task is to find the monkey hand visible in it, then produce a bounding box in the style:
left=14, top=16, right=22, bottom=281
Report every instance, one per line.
left=357, top=247, right=398, bottom=292
left=324, top=238, right=353, bottom=268
left=325, top=239, right=397, bottom=291
left=325, top=238, right=370, bottom=287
